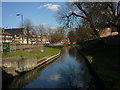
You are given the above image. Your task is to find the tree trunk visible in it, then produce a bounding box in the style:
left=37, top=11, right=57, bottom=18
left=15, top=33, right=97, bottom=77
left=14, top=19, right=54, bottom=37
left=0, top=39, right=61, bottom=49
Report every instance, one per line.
left=89, top=21, right=101, bottom=40
left=117, top=26, right=120, bottom=37
left=27, top=37, right=29, bottom=44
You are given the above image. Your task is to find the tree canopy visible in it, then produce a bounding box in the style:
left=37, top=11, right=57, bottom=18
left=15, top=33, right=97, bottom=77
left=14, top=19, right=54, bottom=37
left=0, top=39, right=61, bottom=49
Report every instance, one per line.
left=56, top=2, right=120, bottom=40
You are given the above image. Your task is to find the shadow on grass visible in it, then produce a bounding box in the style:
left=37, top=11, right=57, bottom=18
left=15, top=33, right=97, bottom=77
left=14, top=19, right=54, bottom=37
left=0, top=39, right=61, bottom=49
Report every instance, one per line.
left=76, top=35, right=120, bottom=89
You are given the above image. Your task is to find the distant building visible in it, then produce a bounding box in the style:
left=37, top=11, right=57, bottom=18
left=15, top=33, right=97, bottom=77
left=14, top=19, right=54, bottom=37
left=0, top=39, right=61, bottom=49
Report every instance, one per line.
left=1, top=32, right=13, bottom=43
left=0, top=28, right=3, bottom=52
left=0, top=28, right=13, bottom=43
left=0, top=28, right=3, bottom=43
left=4, top=28, right=50, bottom=44
left=4, top=28, right=35, bottom=44
left=42, top=34, right=50, bottom=44
left=4, top=28, right=23, bottom=44
left=4, top=28, right=23, bottom=38
left=0, top=28, right=13, bottom=53
left=3, top=28, right=51, bottom=45
left=99, top=27, right=118, bottom=38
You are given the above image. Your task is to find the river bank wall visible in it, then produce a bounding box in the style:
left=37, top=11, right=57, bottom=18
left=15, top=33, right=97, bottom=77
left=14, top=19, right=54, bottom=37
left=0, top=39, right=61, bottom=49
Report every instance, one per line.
left=2, top=52, right=60, bottom=77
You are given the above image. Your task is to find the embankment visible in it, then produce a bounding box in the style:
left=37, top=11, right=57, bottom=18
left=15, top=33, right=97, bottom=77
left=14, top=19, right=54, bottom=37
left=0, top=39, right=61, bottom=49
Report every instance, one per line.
left=2, top=52, right=60, bottom=78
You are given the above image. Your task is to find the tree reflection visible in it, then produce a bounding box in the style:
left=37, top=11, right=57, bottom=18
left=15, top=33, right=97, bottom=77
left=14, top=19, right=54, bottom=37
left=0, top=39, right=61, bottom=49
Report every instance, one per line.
left=57, top=63, right=96, bottom=89
left=3, top=62, right=48, bottom=89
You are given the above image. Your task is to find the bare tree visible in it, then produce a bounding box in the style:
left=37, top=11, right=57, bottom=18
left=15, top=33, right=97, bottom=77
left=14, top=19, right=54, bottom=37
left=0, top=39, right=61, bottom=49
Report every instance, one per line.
left=34, top=24, right=46, bottom=44
left=56, top=2, right=109, bottom=40
left=57, top=2, right=120, bottom=39
left=23, top=19, right=33, bottom=44
left=68, top=31, right=76, bottom=44
left=49, top=27, right=65, bottom=43
left=105, top=2, right=120, bottom=36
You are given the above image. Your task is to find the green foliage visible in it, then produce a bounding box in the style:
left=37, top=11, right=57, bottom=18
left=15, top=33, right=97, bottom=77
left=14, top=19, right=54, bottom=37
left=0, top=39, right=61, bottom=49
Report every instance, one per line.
left=86, top=56, right=93, bottom=63
left=0, top=66, right=7, bottom=68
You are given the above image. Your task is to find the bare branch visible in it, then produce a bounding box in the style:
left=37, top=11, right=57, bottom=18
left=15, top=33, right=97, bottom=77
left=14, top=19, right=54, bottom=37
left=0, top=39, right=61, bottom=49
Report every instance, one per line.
left=69, top=12, right=88, bottom=20
left=117, top=2, right=120, bottom=15
left=107, top=3, right=115, bottom=16
left=74, top=2, right=88, bottom=18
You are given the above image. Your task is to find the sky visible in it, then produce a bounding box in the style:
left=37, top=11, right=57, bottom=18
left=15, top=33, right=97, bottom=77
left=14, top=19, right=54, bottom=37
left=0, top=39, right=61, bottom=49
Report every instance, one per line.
left=1, top=0, right=118, bottom=28
left=2, top=2, right=65, bottom=28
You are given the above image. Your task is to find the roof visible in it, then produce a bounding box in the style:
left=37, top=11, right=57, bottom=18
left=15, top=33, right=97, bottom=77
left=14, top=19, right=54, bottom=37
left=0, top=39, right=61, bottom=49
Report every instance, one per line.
left=4, top=28, right=23, bottom=37
left=2, top=32, right=12, bottom=36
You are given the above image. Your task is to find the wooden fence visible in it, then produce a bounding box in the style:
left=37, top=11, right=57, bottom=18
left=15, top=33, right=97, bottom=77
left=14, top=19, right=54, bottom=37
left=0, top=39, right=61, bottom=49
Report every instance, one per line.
left=10, top=43, right=44, bottom=51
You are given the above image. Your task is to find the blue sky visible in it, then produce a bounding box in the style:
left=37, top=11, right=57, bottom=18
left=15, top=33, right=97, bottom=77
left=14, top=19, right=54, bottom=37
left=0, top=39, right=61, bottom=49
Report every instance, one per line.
left=2, top=2, right=65, bottom=28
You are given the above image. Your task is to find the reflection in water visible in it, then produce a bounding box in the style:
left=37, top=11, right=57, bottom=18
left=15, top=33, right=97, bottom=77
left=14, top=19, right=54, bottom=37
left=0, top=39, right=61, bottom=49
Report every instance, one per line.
left=3, top=62, right=48, bottom=89
left=4, top=46, right=96, bottom=89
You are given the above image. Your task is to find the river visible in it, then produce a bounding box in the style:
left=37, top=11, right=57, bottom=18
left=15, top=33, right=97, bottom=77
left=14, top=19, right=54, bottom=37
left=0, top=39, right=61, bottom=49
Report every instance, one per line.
left=3, top=46, right=96, bottom=89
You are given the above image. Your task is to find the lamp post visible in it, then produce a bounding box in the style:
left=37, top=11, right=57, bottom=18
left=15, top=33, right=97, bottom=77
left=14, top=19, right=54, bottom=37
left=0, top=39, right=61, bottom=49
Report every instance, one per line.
left=17, top=14, right=23, bottom=44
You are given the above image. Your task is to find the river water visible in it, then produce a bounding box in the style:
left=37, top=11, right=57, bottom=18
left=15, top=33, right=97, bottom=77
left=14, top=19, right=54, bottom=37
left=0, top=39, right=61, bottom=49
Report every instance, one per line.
left=3, top=46, right=96, bottom=89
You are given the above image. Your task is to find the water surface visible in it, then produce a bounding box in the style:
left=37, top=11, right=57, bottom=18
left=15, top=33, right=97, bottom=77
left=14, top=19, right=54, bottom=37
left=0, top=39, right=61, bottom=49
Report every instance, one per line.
left=3, top=46, right=95, bottom=89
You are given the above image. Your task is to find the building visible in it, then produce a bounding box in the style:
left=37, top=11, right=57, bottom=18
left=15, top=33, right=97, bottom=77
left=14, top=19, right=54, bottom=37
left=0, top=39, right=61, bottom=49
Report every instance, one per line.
left=4, top=28, right=23, bottom=44
left=0, top=28, right=3, bottom=43
left=2, top=32, right=13, bottom=43
left=0, top=28, right=13, bottom=43
left=42, top=34, right=50, bottom=44
left=4, top=28, right=51, bottom=45
left=4, top=28, right=34, bottom=44
left=0, top=28, right=3, bottom=52
left=0, top=28, right=13, bottom=53
left=4, top=28, right=23, bottom=38
left=99, top=27, right=118, bottom=38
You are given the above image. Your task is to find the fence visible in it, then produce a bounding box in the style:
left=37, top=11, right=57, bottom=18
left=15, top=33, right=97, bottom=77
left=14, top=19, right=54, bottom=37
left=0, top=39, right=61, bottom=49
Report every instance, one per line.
left=10, top=43, right=44, bottom=51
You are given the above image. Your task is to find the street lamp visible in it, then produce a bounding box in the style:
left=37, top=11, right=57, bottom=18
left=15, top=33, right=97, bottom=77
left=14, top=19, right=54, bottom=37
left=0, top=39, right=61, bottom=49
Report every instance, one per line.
left=17, top=14, right=23, bottom=44
left=17, top=14, right=23, bottom=28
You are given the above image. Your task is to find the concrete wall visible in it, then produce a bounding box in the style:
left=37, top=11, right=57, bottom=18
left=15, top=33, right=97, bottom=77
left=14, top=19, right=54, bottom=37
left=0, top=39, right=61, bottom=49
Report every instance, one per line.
left=2, top=52, right=60, bottom=76
left=2, top=56, right=37, bottom=75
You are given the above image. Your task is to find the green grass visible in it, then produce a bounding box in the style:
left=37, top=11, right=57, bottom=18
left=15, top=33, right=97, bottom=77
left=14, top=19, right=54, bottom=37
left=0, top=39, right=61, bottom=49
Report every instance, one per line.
left=77, top=44, right=120, bottom=89
left=2, top=47, right=61, bottom=59
left=0, top=66, right=7, bottom=69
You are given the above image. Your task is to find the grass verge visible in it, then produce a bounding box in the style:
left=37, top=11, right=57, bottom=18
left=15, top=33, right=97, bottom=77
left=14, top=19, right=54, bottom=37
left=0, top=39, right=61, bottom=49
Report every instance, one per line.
left=2, top=46, right=61, bottom=59
left=76, top=44, right=120, bottom=89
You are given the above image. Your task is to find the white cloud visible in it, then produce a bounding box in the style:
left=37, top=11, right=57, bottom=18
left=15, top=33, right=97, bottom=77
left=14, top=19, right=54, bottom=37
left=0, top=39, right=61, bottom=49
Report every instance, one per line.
left=49, top=73, right=61, bottom=81
left=37, top=3, right=60, bottom=12
left=69, top=9, right=82, bottom=14
left=49, top=26, right=57, bottom=30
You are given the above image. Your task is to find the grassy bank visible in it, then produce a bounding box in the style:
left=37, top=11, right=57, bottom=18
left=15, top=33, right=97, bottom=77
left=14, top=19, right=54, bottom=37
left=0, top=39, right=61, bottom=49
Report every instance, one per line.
left=76, top=36, right=120, bottom=89
left=2, top=46, right=61, bottom=59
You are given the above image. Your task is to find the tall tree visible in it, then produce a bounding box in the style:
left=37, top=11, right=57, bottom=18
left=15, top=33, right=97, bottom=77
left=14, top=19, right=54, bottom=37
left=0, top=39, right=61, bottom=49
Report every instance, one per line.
left=34, top=24, right=46, bottom=44
left=105, top=2, right=120, bottom=36
left=75, top=20, right=96, bottom=42
left=24, top=19, right=33, bottom=44
left=68, top=31, right=76, bottom=44
left=49, top=28, right=65, bottom=43
left=57, top=2, right=109, bottom=40
left=57, top=2, right=120, bottom=38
